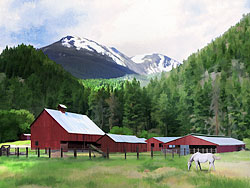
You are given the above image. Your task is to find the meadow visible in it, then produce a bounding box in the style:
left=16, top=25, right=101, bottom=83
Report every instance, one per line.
left=0, top=147, right=250, bottom=188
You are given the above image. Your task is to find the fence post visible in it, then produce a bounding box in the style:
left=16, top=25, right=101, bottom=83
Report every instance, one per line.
left=74, top=149, right=77, bottom=158
left=164, top=146, right=166, bottom=159
left=184, top=148, right=186, bottom=156
left=38, top=148, right=40, bottom=157
left=172, top=149, right=174, bottom=158
left=61, top=148, right=63, bottom=158
left=179, top=148, right=180, bottom=158
left=124, top=147, right=126, bottom=160
left=136, top=146, right=139, bottom=160
left=17, top=147, right=19, bottom=157
left=215, top=148, right=217, bottom=153
left=45, top=147, right=47, bottom=154
left=206, top=148, right=208, bottom=153
left=49, top=148, right=51, bottom=158
left=107, top=148, right=109, bottom=159
left=0, top=147, right=2, bottom=156
left=151, top=146, right=153, bottom=159
left=26, top=147, right=28, bottom=158
left=89, top=147, right=91, bottom=159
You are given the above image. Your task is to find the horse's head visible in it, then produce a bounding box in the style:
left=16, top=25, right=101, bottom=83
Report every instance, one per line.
left=187, top=161, right=192, bottom=171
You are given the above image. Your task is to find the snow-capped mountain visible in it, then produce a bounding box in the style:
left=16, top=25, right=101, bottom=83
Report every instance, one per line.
left=131, top=53, right=181, bottom=74
left=61, top=36, right=128, bottom=67
left=41, top=35, right=181, bottom=79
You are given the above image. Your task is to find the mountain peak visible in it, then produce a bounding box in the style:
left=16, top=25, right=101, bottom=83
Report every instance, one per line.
left=131, top=53, right=181, bottom=74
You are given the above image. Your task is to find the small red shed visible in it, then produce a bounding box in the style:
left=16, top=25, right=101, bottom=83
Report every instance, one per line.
left=97, top=134, right=147, bottom=153
left=166, top=134, right=245, bottom=153
left=146, top=137, right=180, bottom=151
left=20, top=134, right=31, bottom=140
left=31, top=106, right=105, bottom=150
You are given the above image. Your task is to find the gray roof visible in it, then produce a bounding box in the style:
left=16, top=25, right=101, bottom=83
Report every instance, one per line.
left=107, top=134, right=147, bottom=143
left=153, top=137, right=180, bottom=143
left=45, top=109, right=105, bottom=135
left=194, top=135, right=245, bottom=146
left=58, top=104, right=67, bottom=109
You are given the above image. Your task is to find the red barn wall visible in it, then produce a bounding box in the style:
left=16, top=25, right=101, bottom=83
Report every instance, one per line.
left=146, top=138, right=164, bottom=151
left=97, top=135, right=147, bottom=153
left=217, top=145, right=245, bottom=153
left=31, top=110, right=102, bottom=150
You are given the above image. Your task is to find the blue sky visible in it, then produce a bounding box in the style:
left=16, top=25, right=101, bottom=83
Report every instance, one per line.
left=1, top=0, right=250, bottom=61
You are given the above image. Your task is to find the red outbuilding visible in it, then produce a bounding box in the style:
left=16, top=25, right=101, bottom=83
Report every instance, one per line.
left=97, top=134, right=147, bottom=153
left=165, top=134, right=245, bottom=153
left=20, top=134, right=31, bottom=140
left=146, top=137, right=180, bottom=151
left=31, top=105, right=105, bottom=150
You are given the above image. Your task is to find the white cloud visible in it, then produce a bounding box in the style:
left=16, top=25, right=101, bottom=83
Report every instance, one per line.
left=0, top=0, right=250, bottom=61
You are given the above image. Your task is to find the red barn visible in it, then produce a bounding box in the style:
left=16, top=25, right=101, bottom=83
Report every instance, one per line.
left=97, top=134, right=147, bottom=153
left=31, top=105, right=105, bottom=150
left=146, top=137, right=180, bottom=151
left=166, top=134, right=245, bottom=153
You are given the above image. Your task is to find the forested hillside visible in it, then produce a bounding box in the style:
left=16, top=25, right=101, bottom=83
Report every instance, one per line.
left=0, top=44, right=88, bottom=116
left=1, top=14, right=250, bottom=142
left=146, top=14, right=250, bottom=139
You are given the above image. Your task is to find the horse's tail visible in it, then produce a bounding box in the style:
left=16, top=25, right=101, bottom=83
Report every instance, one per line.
left=213, top=155, right=221, bottom=160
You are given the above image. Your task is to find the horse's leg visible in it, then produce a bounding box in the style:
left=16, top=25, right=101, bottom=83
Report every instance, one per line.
left=195, top=161, right=199, bottom=170
left=198, top=161, right=202, bottom=171
left=212, top=162, right=215, bottom=171
left=209, top=162, right=211, bottom=171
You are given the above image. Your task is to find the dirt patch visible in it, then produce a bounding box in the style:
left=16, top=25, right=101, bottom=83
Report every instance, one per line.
left=0, top=166, right=15, bottom=180
left=162, top=176, right=195, bottom=188
left=143, top=166, right=177, bottom=177
left=19, top=185, right=51, bottom=188
left=213, top=161, right=250, bottom=178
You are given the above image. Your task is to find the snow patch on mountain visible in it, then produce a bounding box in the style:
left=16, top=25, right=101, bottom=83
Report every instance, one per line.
left=61, top=36, right=126, bottom=66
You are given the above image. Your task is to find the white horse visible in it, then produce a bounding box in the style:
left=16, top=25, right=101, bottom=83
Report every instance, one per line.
left=187, top=152, right=220, bottom=171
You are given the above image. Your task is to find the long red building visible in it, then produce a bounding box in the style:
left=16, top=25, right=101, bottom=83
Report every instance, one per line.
left=165, top=134, right=245, bottom=153
left=97, top=134, right=147, bottom=153
left=31, top=105, right=105, bottom=150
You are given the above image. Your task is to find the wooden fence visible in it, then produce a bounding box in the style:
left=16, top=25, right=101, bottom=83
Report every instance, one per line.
left=0, top=146, right=217, bottom=159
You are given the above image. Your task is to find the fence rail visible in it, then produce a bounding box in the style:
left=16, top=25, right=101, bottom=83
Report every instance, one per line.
left=0, top=146, right=217, bottom=159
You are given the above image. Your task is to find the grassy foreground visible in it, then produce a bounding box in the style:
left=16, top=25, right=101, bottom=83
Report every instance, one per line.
left=0, top=151, right=250, bottom=188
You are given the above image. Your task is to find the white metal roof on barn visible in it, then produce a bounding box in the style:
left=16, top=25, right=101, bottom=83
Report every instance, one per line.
left=45, top=109, right=105, bottom=135
left=194, top=135, right=245, bottom=146
left=107, top=134, right=147, bottom=143
left=153, top=137, right=180, bottom=143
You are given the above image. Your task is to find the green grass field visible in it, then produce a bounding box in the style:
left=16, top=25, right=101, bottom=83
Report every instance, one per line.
left=0, top=140, right=31, bottom=147
left=0, top=150, right=250, bottom=188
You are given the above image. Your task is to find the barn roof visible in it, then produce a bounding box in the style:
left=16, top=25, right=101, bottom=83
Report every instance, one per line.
left=194, top=135, right=245, bottom=146
left=107, top=134, right=147, bottom=143
left=45, top=109, right=105, bottom=135
left=153, top=137, right=180, bottom=143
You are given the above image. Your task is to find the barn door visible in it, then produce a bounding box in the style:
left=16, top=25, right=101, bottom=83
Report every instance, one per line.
left=60, top=141, right=68, bottom=152
left=180, top=145, right=189, bottom=155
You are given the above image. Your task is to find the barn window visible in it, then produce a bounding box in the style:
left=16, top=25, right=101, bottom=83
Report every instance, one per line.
left=35, top=141, right=39, bottom=146
left=159, top=143, right=163, bottom=148
left=151, top=143, right=154, bottom=148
